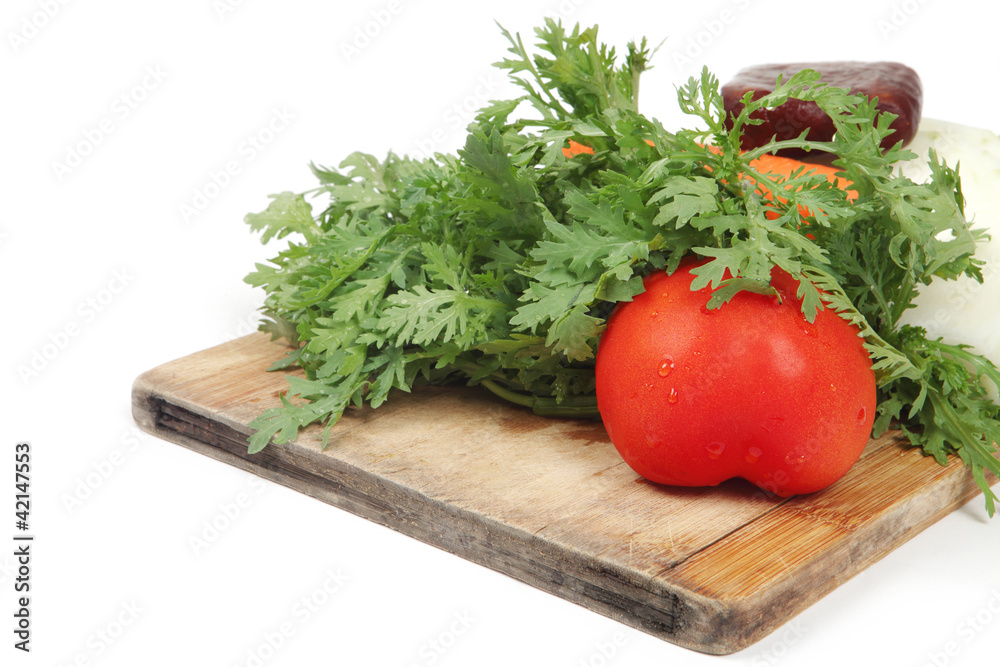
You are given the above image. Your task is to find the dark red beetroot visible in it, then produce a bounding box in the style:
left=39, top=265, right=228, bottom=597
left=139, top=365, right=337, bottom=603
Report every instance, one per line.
left=721, top=61, right=922, bottom=157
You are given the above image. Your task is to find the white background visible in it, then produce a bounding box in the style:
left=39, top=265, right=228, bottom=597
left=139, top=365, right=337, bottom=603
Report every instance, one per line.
left=4, top=0, right=1000, bottom=665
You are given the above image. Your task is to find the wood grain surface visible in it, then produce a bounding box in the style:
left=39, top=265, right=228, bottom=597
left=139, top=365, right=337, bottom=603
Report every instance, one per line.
left=131, top=332, right=989, bottom=654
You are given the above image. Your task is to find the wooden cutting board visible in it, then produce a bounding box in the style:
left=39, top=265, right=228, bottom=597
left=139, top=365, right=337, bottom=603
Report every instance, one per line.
left=131, top=332, right=990, bottom=655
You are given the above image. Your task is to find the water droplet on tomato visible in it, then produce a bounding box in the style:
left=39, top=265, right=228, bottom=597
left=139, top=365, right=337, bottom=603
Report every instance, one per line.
left=657, top=355, right=674, bottom=377
left=667, top=387, right=679, bottom=404
left=745, top=446, right=762, bottom=464
left=783, top=451, right=806, bottom=466
left=857, top=406, right=867, bottom=422
left=706, top=441, right=726, bottom=460
left=651, top=311, right=659, bottom=318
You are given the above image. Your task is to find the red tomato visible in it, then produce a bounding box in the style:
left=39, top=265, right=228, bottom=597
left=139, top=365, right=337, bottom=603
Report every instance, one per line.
left=594, top=260, right=876, bottom=497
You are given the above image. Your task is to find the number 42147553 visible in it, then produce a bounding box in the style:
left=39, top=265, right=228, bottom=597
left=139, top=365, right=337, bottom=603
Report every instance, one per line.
left=15, top=442, right=30, bottom=528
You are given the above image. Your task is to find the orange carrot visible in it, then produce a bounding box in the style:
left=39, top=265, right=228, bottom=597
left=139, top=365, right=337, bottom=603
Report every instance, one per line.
left=562, top=140, right=854, bottom=222
left=561, top=138, right=655, bottom=157
left=746, top=153, right=855, bottom=227
left=562, top=140, right=595, bottom=158
left=748, top=153, right=854, bottom=201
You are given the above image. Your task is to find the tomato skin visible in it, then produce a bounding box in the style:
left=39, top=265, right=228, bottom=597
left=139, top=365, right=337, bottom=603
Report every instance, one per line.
left=594, top=260, right=877, bottom=497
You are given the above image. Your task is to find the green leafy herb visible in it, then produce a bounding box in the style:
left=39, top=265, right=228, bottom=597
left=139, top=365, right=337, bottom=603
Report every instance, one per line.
left=242, top=19, right=1000, bottom=515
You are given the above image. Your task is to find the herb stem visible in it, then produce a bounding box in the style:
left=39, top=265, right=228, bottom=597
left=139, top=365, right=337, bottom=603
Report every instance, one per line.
left=479, top=379, right=600, bottom=418
left=740, top=140, right=837, bottom=164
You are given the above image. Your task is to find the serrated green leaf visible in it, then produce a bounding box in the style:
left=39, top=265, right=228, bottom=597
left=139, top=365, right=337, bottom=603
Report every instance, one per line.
left=246, top=192, right=319, bottom=244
